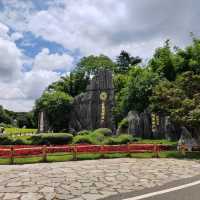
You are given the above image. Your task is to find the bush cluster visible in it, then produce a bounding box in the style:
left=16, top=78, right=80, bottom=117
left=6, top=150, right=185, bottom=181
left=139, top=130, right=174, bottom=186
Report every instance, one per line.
left=104, top=134, right=133, bottom=145
left=0, top=128, right=138, bottom=145
left=73, top=135, right=94, bottom=144
left=30, top=133, right=73, bottom=145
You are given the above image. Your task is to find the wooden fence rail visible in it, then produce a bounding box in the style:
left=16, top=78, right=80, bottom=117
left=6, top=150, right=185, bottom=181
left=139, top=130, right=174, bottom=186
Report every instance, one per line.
left=0, top=144, right=169, bottom=164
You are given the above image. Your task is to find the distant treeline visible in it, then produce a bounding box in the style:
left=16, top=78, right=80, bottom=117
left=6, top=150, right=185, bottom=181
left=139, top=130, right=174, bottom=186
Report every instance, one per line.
left=0, top=105, right=36, bottom=128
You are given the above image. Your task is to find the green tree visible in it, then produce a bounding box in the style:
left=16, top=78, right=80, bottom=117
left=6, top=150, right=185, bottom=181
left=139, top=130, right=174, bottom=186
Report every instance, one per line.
left=116, top=50, right=141, bottom=73
left=75, top=54, right=116, bottom=76
left=35, top=91, right=73, bottom=132
left=0, top=105, right=11, bottom=124
left=149, top=40, right=176, bottom=81
left=150, top=71, right=200, bottom=134
left=119, top=67, right=159, bottom=114
left=174, top=37, right=200, bottom=74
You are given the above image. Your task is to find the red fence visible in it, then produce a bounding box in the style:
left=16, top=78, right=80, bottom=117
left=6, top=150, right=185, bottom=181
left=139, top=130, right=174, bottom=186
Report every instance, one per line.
left=0, top=144, right=170, bottom=164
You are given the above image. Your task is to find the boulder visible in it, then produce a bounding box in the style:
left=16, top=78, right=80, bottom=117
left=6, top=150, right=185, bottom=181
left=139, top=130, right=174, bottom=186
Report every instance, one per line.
left=178, top=126, right=197, bottom=151
left=141, top=110, right=152, bottom=138
left=127, top=111, right=141, bottom=137
left=69, top=70, right=115, bottom=132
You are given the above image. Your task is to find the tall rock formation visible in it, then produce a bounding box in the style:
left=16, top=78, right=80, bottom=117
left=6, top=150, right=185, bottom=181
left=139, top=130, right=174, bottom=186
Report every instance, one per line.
left=69, top=70, right=115, bottom=132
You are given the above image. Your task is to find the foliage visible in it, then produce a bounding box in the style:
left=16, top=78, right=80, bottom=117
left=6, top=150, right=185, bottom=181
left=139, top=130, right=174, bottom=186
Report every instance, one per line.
left=150, top=71, right=200, bottom=131
left=73, top=135, right=94, bottom=144
left=0, top=123, right=13, bottom=128
left=75, top=54, right=116, bottom=76
left=0, top=106, right=11, bottom=124
left=0, top=136, right=13, bottom=145
left=12, top=138, right=27, bottom=145
left=93, top=128, right=112, bottom=136
left=121, top=67, right=159, bottom=114
left=77, top=130, right=92, bottom=135
left=104, top=134, right=133, bottom=145
left=0, top=105, right=35, bottom=128
left=174, top=36, right=200, bottom=74
left=35, top=91, right=73, bottom=132
left=118, top=118, right=128, bottom=129
left=30, top=133, right=73, bottom=145
left=5, top=128, right=37, bottom=135
left=148, top=40, right=176, bottom=81
left=116, top=50, right=142, bottom=73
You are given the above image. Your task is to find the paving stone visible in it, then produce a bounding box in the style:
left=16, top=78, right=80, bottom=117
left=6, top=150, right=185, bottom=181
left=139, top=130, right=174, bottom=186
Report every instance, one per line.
left=0, top=158, right=199, bottom=200
left=3, top=193, right=20, bottom=199
left=20, top=193, right=43, bottom=200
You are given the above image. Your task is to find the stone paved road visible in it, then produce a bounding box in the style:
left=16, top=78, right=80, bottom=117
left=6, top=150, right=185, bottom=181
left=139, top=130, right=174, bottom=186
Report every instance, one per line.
left=0, top=158, right=200, bottom=200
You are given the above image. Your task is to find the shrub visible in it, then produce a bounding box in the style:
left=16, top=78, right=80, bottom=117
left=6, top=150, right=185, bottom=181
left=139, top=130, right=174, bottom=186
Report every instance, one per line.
left=73, top=135, right=94, bottom=144
left=30, top=133, right=73, bottom=145
left=103, top=137, right=118, bottom=145
left=117, top=134, right=133, bottom=144
left=0, top=136, right=13, bottom=145
left=93, top=128, right=112, bottom=136
left=104, top=134, right=133, bottom=145
left=42, top=133, right=73, bottom=145
left=29, top=135, right=43, bottom=145
left=118, top=118, right=128, bottom=129
left=77, top=130, right=91, bottom=135
left=12, top=138, right=27, bottom=145
left=0, top=123, right=13, bottom=128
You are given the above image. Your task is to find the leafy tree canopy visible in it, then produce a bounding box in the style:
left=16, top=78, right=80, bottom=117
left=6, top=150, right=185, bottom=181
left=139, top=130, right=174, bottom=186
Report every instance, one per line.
left=35, top=91, right=73, bottom=132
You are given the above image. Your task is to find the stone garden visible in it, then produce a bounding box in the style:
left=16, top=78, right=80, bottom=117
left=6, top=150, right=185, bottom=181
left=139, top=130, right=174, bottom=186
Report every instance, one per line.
left=1, top=28, right=200, bottom=200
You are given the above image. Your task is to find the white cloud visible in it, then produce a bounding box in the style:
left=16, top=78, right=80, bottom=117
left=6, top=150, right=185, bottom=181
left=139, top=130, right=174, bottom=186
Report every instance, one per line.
left=0, top=22, right=72, bottom=111
left=0, top=22, right=9, bottom=39
left=33, top=48, right=74, bottom=71
left=1, top=0, right=200, bottom=112
left=0, top=25, right=22, bottom=82
left=26, top=0, right=199, bottom=58
left=21, top=70, right=60, bottom=99
left=0, top=69, right=60, bottom=111
left=10, top=32, right=23, bottom=41
left=0, top=99, right=35, bottom=112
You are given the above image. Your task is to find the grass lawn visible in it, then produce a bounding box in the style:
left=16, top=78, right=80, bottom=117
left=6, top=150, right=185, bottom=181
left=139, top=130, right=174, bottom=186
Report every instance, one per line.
left=0, top=151, right=200, bottom=165
left=136, top=139, right=177, bottom=146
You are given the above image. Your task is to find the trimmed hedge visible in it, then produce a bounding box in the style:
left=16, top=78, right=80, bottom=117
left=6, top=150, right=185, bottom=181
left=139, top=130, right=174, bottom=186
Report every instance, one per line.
left=73, top=135, right=94, bottom=144
left=93, top=128, right=112, bottom=136
left=118, top=118, right=128, bottom=129
left=0, top=136, right=13, bottom=145
left=104, top=134, right=133, bottom=145
left=77, top=130, right=91, bottom=135
left=30, top=133, right=73, bottom=145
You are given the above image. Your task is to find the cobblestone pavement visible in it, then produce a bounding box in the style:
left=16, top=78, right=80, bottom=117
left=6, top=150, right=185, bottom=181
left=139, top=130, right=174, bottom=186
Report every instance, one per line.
left=0, top=158, right=200, bottom=200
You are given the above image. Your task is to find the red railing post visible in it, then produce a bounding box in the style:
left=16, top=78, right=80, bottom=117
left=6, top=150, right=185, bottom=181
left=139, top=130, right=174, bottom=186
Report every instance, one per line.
left=127, top=143, right=131, bottom=157
left=72, top=145, right=77, bottom=161
left=153, top=144, right=159, bottom=158
left=10, top=146, right=14, bottom=164
left=42, top=145, right=47, bottom=162
left=101, top=145, right=105, bottom=158
left=180, top=144, right=186, bottom=156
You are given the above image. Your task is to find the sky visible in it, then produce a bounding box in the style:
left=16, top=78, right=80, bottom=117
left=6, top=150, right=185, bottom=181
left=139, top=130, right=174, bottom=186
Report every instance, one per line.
left=0, top=0, right=200, bottom=112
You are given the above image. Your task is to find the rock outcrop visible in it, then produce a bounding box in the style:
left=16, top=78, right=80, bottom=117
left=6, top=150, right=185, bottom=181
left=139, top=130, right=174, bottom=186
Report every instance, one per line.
left=69, top=70, right=115, bottom=133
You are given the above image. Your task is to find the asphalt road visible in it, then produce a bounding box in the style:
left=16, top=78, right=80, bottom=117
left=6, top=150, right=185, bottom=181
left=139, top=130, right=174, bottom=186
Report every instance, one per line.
left=141, top=184, right=200, bottom=200
left=103, top=175, right=200, bottom=200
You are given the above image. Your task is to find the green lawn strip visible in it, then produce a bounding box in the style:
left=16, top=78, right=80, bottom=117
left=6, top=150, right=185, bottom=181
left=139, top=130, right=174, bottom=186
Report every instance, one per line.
left=136, top=139, right=177, bottom=146
left=0, top=151, right=199, bottom=165
left=0, top=158, right=10, bottom=165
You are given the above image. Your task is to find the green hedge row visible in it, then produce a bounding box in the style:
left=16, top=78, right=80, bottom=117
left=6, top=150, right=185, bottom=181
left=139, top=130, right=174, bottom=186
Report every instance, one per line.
left=0, top=128, right=141, bottom=145
left=0, top=133, right=73, bottom=145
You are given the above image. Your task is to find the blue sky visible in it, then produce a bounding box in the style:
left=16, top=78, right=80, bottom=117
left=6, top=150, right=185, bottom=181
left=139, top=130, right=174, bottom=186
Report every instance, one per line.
left=0, top=0, right=200, bottom=112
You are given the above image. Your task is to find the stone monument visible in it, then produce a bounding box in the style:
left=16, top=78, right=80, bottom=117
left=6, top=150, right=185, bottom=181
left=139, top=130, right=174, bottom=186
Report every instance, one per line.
left=38, top=111, right=48, bottom=133
left=69, top=70, right=115, bottom=132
